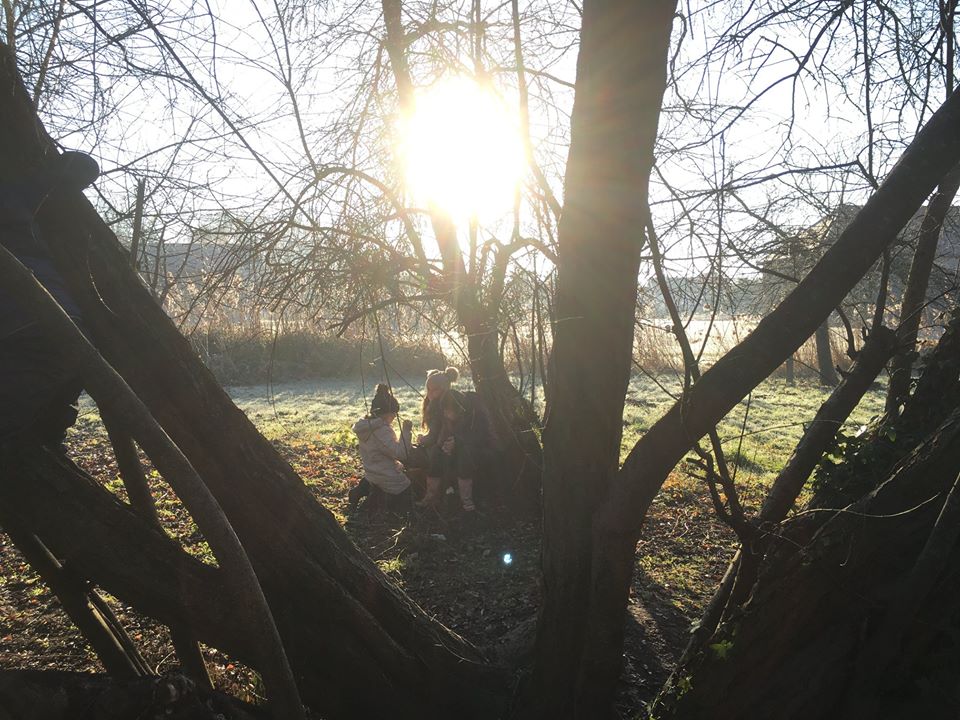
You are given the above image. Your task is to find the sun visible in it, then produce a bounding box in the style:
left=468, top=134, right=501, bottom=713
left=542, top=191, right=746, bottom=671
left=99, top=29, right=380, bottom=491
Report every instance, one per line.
left=399, top=76, right=525, bottom=222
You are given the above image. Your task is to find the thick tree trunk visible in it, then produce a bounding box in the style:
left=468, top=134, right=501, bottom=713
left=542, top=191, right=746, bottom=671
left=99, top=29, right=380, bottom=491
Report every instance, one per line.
left=580, top=84, right=960, bottom=716
left=523, top=1, right=678, bottom=717
left=380, top=0, right=543, bottom=514
left=0, top=670, right=266, bottom=720
left=815, top=318, right=839, bottom=386
left=466, top=324, right=542, bottom=512
left=653, top=408, right=960, bottom=720
left=0, top=41, right=507, bottom=720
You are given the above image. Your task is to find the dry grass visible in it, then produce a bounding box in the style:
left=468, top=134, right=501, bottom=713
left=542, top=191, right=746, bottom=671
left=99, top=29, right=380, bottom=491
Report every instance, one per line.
left=3, top=372, right=888, bottom=718
left=633, top=318, right=856, bottom=382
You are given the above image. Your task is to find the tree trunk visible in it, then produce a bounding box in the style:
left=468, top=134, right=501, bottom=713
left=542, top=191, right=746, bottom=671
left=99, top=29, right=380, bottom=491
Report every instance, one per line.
left=653, top=407, right=960, bottom=720
left=466, top=324, right=542, bottom=513
left=579, top=84, right=960, bottom=716
left=815, top=318, right=839, bottom=386
left=523, top=1, right=678, bottom=717
left=681, top=325, right=897, bottom=659
left=886, top=163, right=960, bottom=413
left=0, top=670, right=267, bottom=720
left=380, top=0, right=542, bottom=514
left=0, top=41, right=507, bottom=720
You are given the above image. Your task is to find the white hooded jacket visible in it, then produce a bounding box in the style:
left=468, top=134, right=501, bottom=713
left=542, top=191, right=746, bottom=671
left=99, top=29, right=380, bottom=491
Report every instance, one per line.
left=352, top=416, right=412, bottom=495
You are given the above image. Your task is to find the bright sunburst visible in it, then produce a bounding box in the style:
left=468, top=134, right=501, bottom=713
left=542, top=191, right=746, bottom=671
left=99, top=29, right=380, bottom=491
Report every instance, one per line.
left=399, top=76, right=525, bottom=221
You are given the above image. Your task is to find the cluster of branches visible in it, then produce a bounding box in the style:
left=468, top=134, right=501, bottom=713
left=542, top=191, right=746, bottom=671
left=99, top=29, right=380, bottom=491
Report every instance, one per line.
left=4, top=0, right=960, bottom=718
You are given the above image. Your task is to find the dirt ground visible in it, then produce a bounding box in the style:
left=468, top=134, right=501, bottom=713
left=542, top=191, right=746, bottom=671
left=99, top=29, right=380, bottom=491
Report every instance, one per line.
left=0, top=432, right=736, bottom=718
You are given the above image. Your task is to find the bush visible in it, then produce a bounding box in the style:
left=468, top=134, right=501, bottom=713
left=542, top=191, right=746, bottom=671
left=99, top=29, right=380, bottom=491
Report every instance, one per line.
left=190, top=328, right=448, bottom=386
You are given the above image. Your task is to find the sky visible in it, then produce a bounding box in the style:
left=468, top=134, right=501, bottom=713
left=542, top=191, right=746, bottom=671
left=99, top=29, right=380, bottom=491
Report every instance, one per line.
left=12, top=0, right=953, bottom=283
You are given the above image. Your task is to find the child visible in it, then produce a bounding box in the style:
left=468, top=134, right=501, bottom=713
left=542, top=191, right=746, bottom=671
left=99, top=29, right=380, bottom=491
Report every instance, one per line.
left=349, top=384, right=413, bottom=511
left=414, top=367, right=458, bottom=508
left=415, top=367, right=490, bottom=513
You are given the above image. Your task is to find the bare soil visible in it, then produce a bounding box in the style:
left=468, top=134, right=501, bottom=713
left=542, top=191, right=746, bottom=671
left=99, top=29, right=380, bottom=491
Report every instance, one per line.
left=0, top=431, right=736, bottom=718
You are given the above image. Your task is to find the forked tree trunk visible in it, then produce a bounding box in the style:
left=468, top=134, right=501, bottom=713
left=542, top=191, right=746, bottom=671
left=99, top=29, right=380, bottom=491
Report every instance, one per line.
left=0, top=41, right=507, bottom=720
left=523, top=1, right=678, bottom=717
left=577, top=86, right=960, bottom=715
left=380, top=0, right=543, bottom=514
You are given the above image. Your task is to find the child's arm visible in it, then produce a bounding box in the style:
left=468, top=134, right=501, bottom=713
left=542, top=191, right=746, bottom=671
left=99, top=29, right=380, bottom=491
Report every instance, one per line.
left=374, top=422, right=409, bottom=461
left=399, top=420, right=413, bottom=459
left=418, top=422, right=438, bottom=448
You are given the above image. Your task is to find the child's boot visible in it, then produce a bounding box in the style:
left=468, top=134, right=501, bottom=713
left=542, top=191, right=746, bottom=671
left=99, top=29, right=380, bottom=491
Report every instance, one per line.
left=457, top=477, right=476, bottom=512
left=348, top=477, right=370, bottom=513
left=416, top=476, right=443, bottom=507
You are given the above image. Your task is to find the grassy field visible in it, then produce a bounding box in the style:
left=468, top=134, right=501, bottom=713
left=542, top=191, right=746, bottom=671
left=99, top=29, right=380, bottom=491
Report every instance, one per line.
left=623, top=374, right=885, bottom=504
left=16, top=373, right=885, bottom=714
left=76, top=372, right=887, bottom=530
left=211, top=372, right=885, bottom=619
left=68, top=374, right=887, bottom=601
left=98, top=372, right=885, bottom=491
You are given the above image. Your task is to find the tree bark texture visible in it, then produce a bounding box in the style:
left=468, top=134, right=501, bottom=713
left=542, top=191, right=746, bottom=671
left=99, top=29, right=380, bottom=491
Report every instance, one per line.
left=0, top=670, right=266, bottom=720
left=582, top=83, right=960, bottom=716
left=680, top=326, right=897, bottom=661
left=815, top=319, right=839, bottom=386
left=653, top=408, right=960, bottom=720
left=525, top=1, right=678, bottom=717
left=0, top=41, right=507, bottom=720
left=1, top=520, right=151, bottom=680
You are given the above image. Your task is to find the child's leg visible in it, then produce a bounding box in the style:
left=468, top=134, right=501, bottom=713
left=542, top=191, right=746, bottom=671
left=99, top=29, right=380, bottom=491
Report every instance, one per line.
left=415, top=446, right=445, bottom=506
left=348, top=477, right=370, bottom=512
left=457, top=477, right=475, bottom=511
left=416, top=475, right=444, bottom=507
left=455, top=439, right=478, bottom=512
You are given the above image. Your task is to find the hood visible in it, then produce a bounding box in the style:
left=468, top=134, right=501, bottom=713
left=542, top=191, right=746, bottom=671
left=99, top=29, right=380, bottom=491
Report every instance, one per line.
left=353, top=416, right=388, bottom=441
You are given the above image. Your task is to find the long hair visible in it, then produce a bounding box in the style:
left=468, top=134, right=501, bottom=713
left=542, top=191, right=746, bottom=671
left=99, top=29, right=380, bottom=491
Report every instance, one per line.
left=421, top=366, right=459, bottom=428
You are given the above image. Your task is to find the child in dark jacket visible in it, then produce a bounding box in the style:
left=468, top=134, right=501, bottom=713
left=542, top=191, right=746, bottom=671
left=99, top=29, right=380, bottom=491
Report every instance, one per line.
left=415, top=367, right=492, bottom=512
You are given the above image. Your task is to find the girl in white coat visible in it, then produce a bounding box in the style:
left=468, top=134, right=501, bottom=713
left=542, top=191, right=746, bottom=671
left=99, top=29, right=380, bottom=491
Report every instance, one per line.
left=349, top=384, right=413, bottom=510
